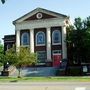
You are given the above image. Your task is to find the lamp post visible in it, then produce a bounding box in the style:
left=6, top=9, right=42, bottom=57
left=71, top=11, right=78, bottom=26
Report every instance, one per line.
left=2, top=62, right=9, bottom=76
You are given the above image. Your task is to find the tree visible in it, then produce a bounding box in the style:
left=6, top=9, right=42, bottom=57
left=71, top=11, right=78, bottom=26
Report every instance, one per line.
left=0, top=43, right=4, bottom=66
left=1, top=0, right=5, bottom=4
left=0, top=44, right=3, bottom=54
left=66, top=16, right=90, bottom=65
left=83, top=16, right=90, bottom=62
left=5, top=46, right=37, bottom=77
left=0, top=43, right=9, bottom=73
left=0, top=45, right=16, bottom=72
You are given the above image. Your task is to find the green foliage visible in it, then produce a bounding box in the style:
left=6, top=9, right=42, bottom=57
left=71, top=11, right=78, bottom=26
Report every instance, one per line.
left=83, top=16, right=90, bottom=29
left=5, top=46, right=37, bottom=67
left=67, top=66, right=81, bottom=76
left=16, top=47, right=37, bottom=67
left=0, top=43, right=4, bottom=54
left=1, top=0, right=5, bottom=4
left=67, top=16, right=90, bottom=65
left=0, top=43, right=4, bottom=65
left=5, top=46, right=37, bottom=77
left=5, top=47, right=17, bottom=65
left=74, top=17, right=83, bottom=30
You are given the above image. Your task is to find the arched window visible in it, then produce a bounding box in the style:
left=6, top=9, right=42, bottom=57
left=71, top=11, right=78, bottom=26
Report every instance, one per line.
left=36, top=31, right=45, bottom=46
left=52, top=30, right=61, bottom=45
left=21, top=32, right=29, bottom=45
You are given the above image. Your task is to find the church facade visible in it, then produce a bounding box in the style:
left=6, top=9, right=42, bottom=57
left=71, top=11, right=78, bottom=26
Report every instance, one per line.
left=4, top=8, right=70, bottom=67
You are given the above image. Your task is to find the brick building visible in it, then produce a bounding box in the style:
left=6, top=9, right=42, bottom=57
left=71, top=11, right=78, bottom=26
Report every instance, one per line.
left=3, top=8, right=70, bottom=67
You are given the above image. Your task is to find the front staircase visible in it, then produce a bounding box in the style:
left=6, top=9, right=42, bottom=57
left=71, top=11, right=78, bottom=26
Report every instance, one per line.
left=9, top=66, right=58, bottom=77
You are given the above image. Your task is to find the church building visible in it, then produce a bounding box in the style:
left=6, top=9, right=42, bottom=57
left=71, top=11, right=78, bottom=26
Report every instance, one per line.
left=3, top=8, right=70, bottom=67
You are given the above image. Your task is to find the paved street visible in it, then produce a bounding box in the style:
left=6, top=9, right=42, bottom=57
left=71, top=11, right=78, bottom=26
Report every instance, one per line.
left=0, top=82, right=90, bottom=90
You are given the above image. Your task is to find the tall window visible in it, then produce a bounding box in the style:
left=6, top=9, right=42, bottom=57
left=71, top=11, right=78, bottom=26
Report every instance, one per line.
left=52, top=30, right=61, bottom=45
left=21, top=32, right=29, bottom=45
left=36, top=31, right=45, bottom=46
left=6, top=44, right=12, bottom=50
left=37, top=51, right=46, bottom=63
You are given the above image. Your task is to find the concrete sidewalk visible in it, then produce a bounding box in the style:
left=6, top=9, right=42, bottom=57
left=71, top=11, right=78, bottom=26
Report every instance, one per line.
left=0, top=82, right=90, bottom=90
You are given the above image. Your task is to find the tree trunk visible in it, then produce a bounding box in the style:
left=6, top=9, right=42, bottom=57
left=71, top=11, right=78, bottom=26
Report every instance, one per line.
left=18, top=67, right=21, bottom=78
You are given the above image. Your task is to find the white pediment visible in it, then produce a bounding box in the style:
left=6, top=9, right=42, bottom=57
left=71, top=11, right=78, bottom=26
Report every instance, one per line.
left=13, top=8, right=68, bottom=24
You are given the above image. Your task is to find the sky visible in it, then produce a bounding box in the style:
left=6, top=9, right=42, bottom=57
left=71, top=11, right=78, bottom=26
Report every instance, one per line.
left=0, top=0, right=90, bottom=44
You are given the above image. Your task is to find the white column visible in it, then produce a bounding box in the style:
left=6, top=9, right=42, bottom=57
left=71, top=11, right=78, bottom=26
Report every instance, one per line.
left=16, top=30, right=20, bottom=52
left=30, top=29, right=34, bottom=53
left=46, top=27, right=51, bottom=61
left=62, top=25, right=67, bottom=59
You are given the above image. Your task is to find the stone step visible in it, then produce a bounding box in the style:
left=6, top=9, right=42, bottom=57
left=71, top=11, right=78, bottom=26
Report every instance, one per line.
left=9, top=67, right=58, bottom=77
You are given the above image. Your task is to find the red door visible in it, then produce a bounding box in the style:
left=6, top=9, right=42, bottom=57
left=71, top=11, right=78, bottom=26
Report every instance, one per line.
left=53, top=54, right=62, bottom=67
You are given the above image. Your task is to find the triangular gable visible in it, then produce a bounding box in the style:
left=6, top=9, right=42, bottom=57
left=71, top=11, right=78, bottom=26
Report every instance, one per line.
left=13, top=8, right=68, bottom=24
left=24, top=12, right=56, bottom=21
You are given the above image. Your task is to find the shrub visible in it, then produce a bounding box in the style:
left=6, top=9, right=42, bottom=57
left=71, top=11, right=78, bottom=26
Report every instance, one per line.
left=67, top=66, right=82, bottom=76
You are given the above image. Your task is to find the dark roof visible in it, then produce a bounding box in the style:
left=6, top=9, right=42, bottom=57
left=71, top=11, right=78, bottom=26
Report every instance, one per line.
left=3, top=35, right=16, bottom=41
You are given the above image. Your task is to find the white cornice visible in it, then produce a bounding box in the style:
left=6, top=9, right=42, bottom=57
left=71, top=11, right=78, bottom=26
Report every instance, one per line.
left=15, top=18, right=65, bottom=30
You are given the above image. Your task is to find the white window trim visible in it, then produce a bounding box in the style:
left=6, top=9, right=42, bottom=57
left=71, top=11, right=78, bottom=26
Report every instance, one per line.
left=21, top=32, right=29, bottom=45
left=36, top=31, right=45, bottom=46
left=6, top=44, right=9, bottom=50
left=53, top=50, right=62, bottom=55
left=21, top=45, right=30, bottom=47
left=36, top=44, right=45, bottom=46
left=52, top=30, right=61, bottom=45
left=6, top=44, right=12, bottom=51
left=52, top=43, right=61, bottom=45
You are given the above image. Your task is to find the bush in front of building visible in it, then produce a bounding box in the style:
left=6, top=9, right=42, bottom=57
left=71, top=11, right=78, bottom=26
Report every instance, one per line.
left=56, top=69, right=66, bottom=76
left=67, top=66, right=82, bottom=76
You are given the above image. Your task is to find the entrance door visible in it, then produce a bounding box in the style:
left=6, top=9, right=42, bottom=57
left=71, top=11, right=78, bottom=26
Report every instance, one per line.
left=53, top=50, right=62, bottom=67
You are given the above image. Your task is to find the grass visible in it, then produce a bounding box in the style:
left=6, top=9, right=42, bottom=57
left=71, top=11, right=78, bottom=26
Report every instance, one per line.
left=0, top=76, right=90, bottom=82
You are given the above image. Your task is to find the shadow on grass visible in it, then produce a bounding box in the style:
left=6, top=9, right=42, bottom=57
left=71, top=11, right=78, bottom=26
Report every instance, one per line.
left=10, top=80, right=18, bottom=82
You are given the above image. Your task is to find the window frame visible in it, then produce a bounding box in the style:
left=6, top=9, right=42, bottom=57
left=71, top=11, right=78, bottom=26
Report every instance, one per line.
left=53, top=50, right=62, bottom=55
left=6, top=44, right=12, bottom=50
left=37, top=51, right=47, bottom=63
left=21, top=32, right=29, bottom=46
left=52, top=30, right=61, bottom=45
left=36, top=31, right=45, bottom=46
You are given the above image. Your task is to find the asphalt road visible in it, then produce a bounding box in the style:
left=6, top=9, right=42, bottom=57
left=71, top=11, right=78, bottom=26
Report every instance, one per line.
left=0, top=82, right=90, bottom=90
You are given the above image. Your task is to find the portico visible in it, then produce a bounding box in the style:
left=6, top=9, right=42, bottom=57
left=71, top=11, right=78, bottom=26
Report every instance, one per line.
left=14, top=8, right=70, bottom=66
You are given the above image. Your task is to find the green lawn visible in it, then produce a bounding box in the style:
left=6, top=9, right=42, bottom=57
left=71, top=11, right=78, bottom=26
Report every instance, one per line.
left=0, top=76, right=90, bottom=82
